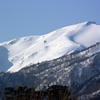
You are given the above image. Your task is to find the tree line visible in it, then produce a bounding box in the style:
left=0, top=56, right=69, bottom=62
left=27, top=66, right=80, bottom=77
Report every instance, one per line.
left=2, top=85, right=71, bottom=100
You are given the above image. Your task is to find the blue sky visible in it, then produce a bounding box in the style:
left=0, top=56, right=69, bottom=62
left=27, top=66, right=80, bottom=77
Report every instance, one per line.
left=0, top=0, right=100, bottom=42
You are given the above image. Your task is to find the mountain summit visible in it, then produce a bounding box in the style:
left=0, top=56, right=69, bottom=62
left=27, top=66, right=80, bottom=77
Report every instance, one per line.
left=85, top=21, right=97, bottom=26
left=0, top=21, right=100, bottom=72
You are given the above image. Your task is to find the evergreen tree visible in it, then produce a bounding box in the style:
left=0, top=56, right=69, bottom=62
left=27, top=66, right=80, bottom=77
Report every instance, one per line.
left=4, top=85, right=71, bottom=100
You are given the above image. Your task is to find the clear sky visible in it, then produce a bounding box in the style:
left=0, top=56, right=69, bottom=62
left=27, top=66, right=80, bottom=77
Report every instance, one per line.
left=0, top=0, right=100, bottom=43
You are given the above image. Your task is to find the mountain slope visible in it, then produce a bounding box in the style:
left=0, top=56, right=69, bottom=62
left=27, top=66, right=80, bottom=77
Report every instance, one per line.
left=0, top=42, right=100, bottom=99
left=0, top=21, right=100, bottom=72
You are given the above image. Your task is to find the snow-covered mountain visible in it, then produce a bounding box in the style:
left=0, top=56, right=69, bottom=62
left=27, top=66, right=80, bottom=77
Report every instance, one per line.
left=0, top=42, right=100, bottom=99
left=0, top=21, right=100, bottom=72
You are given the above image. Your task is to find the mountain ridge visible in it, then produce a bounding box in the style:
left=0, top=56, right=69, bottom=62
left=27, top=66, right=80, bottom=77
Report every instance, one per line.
left=0, top=21, right=100, bottom=72
left=0, top=42, right=100, bottom=99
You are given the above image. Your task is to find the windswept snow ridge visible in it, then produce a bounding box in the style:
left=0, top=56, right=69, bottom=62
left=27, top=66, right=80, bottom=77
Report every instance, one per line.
left=0, top=21, right=100, bottom=72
